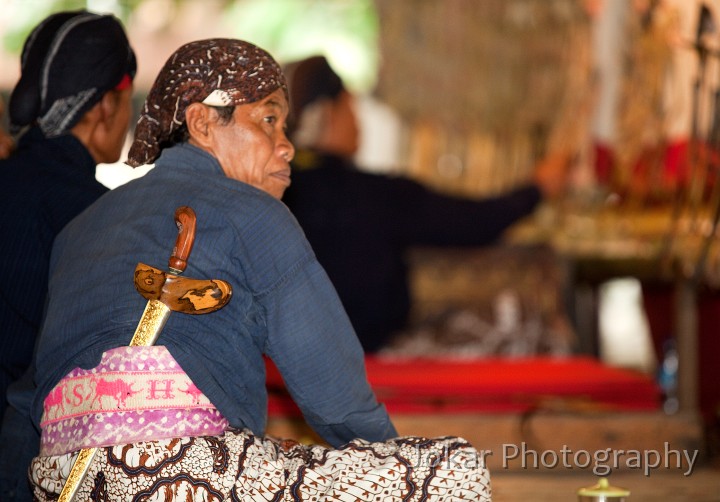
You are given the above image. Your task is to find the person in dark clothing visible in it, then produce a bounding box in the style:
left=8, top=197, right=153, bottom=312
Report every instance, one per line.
left=0, top=11, right=136, bottom=501
left=282, top=56, right=569, bottom=352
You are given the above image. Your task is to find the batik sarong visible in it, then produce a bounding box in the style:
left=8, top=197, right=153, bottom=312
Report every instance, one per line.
left=34, top=346, right=491, bottom=500
left=30, top=428, right=492, bottom=501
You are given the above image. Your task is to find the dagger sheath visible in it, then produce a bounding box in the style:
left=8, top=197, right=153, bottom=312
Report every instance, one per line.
left=56, top=299, right=172, bottom=502
left=130, top=299, right=171, bottom=347
left=58, top=207, right=198, bottom=502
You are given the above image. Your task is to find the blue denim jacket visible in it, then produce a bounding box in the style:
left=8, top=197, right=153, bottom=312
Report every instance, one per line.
left=31, top=143, right=396, bottom=447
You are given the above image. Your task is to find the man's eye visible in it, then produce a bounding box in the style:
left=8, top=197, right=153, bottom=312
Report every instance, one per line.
left=264, top=115, right=277, bottom=124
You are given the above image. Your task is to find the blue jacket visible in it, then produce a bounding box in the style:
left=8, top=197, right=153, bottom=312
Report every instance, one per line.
left=32, top=143, right=396, bottom=447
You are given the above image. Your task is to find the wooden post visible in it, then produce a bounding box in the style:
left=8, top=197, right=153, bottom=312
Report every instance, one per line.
left=675, top=275, right=699, bottom=412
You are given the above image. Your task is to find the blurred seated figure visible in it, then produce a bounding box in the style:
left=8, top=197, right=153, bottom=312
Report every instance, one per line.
left=282, top=55, right=570, bottom=353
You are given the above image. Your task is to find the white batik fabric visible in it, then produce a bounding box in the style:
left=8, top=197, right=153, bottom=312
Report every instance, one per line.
left=30, top=428, right=492, bottom=501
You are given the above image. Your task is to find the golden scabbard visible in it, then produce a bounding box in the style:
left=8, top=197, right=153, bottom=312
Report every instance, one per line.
left=57, top=300, right=171, bottom=501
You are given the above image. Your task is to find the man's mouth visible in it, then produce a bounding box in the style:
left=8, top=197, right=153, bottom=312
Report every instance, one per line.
left=273, top=170, right=291, bottom=184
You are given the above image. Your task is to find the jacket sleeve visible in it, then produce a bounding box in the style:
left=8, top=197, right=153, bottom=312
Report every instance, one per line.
left=229, top=194, right=396, bottom=446
left=389, top=176, right=542, bottom=246
left=262, top=256, right=398, bottom=446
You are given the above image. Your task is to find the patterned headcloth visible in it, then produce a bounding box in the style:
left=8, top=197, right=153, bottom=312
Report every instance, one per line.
left=9, top=10, right=136, bottom=137
left=127, top=38, right=288, bottom=167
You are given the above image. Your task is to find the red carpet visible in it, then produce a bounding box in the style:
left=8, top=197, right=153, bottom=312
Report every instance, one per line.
left=266, top=356, right=661, bottom=416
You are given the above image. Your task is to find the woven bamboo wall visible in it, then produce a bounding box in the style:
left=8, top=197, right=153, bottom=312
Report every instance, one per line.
left=374, top=0, right=593, bottom=197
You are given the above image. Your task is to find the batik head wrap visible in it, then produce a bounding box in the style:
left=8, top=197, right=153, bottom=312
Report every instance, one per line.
left=127, top=38, right=288, bottom=167
left=9, top=10, right=136, bottom=137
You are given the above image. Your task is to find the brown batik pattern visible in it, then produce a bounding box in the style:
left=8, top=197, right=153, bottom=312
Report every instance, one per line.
left=30, top=428, right=492, bottom=501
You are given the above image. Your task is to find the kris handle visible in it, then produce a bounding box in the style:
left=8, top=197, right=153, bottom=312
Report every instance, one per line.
left=168, top=206, right=196, bottom=274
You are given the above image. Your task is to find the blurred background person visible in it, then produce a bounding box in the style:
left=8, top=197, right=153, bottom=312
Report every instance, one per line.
left=0, top=10, right=136, bottom=501
left=282, top=55, right=570, bottom=353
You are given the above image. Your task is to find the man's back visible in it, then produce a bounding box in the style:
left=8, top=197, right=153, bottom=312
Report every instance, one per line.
left=0, top=128, right=106, bottom=416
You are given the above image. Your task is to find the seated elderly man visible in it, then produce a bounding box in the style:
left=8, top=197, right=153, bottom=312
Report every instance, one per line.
left=27, top=39, right=491, bottom=501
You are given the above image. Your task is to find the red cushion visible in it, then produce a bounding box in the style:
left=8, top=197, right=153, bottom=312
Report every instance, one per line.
left=266, top=356, right=661, bottom=416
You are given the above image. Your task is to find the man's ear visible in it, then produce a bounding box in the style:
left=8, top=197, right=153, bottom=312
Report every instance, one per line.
left=72, top=88, right=131, bottom=164
left=96, top=90, right=120, bottom=125
left=69, top=97, right=104, bottom=152
left=185, top=103, right=213, bottom=149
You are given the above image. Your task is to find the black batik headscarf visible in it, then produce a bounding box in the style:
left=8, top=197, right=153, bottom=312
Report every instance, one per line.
left=9, top=10, right=136, bottom=137
left=127, top=38, right=288, bottom=167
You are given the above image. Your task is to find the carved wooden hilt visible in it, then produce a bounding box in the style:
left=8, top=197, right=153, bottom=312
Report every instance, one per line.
left=134, top=264, right=232, bottom=314
left=168, top=206, right=196, bottom=274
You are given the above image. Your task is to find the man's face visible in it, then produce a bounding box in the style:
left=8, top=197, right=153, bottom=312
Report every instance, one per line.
left=208, top=89, right=295, bottom=199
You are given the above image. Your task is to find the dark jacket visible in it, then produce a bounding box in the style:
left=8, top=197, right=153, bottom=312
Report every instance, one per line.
left=283, top=150, right=542, bottom=352
left=0, top=127, right=106, bottom=418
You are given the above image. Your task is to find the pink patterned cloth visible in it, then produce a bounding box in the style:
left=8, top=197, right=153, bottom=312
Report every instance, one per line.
left=40, top=346, right=228, bottom=456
